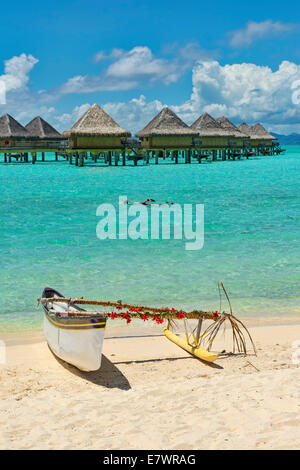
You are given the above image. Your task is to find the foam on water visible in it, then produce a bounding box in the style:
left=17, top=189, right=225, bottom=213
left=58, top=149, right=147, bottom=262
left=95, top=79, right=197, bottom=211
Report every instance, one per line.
left=1, top=148, right=300, bottom=332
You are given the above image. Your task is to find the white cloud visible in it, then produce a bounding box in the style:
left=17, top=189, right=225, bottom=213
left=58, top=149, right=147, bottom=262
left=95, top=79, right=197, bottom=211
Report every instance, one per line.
left=57, top=74, right=138, bottom=95
left=93, top=51, right=106, bottom=62
left=0, top=53, right=56, bottom=122
left=178, top=42, right=218, bottom=62
left=0, top=53, right=38, bottom=92
left=229, top=20, right=295, bottom=48
left=16, top=106, right=55, bottom=123
left=59, top=45, right=183, bottom=95
left=103, top=95, right=164, bottom=134
left=93, top=48, right=124, bottom=63
left=43, top=46, right=169, bottom=98
left=106, top=46, right=182, bottom=85
left=173, top=60, right=300, bottom=131
left=49, top=44, right=214, bottom=98
left=54, top=103, right=91, bottom=129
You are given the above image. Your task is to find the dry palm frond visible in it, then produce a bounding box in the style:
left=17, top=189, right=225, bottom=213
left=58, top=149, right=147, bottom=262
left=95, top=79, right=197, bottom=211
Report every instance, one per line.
left=197, top=284, right=256, bottom=355
left=221, top=282, right=232, bottom=315
left=218, top=282, right=222, bottom=313
left=197, top=312, right=256, bottom=355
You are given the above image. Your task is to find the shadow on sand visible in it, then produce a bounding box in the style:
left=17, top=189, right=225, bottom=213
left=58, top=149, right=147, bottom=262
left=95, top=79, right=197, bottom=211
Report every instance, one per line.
left=48, top=346, right=131, bottom=390
left=114, top=354, right=223, bottom=370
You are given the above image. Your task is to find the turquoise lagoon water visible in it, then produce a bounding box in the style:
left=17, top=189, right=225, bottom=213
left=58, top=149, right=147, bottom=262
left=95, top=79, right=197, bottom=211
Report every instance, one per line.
left=1, top=148, right=300, bottom=332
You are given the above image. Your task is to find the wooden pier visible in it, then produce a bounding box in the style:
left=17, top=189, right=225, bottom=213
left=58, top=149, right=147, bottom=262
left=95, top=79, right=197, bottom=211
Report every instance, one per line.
left=0, top=143, right=283, bottom=167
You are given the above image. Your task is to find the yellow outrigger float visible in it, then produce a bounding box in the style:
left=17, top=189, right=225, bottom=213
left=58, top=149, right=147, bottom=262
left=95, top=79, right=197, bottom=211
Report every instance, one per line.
left=164, top=328, right=218, bottom=363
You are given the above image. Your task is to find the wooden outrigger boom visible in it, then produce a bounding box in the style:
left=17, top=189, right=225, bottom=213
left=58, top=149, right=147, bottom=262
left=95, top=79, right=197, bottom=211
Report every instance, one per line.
left=38, top=296, right=218, bottom=320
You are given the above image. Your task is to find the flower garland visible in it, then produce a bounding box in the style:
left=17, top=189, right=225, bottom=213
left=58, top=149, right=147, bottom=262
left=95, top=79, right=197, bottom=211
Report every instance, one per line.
left=108, top=306, right=220, bottom=324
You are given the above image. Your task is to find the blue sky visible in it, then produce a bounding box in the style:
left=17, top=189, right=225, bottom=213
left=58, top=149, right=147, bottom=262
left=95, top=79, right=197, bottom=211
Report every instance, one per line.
left=1, top=0, right=300, bottom=134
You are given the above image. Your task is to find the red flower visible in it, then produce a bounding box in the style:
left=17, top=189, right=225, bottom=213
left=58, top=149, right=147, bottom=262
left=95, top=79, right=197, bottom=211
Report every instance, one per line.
left=141, top=314, right=149, bottom=321
left=122, top=311, right=130, bottom=319
left=116, top=306, right=122, bottom=310
left=176, top=312, right=185, bottom=319
left=154, top=317, right=164, bottom=324
left=126, top=317, right=132, bottom=324
left=110, top=312, right=118, bottom=320
left=213, top=311, right=219, bottom=318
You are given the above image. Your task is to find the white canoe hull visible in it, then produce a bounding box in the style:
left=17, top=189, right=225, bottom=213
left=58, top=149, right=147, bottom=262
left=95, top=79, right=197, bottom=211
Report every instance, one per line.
left=44, top=314, right=105, bottom=371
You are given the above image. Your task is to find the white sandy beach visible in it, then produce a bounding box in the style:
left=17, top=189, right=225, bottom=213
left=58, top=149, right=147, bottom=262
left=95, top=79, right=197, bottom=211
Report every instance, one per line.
left=0, top=318, right=300, bottom=450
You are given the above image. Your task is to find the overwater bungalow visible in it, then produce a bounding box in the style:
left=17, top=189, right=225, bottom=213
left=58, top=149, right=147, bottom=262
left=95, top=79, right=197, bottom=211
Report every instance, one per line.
left=239, top=122, right=276, bottom=148
left=135, top=107, right=198, bottom=149
left=0, top=114, right=30, bottom=148
left=63, top=103, right=131, bottom=149
left=190, top=113, right=235, bottom=148
left=25, top=116, right=62, bottom=140
left=216, top=116, right=249, bottom=147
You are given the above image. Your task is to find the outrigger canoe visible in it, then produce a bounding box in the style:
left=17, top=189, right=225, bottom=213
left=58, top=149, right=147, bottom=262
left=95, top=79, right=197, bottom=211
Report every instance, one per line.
left=41, top=288, right=106, bottom=371
left=39, top=285, right=255, bottom=372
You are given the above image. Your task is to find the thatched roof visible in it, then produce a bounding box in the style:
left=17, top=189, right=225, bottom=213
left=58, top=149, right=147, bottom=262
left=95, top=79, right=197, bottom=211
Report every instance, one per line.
left=216, top=116, right=249, bottom=138
left=136, top=107, right=198, bottom=137
left=250, top=123, right=276, bottom=140
left=238, top=122, right=252, bottom=136
left=191, top=113, right=235, bottom=137
left=63, top=104, right=130, bottom=137
left=0, top=114, right=30, bottom=138
left=25, top=116, right=62, bottom=139
left=239, top=122, right=276, bottom=140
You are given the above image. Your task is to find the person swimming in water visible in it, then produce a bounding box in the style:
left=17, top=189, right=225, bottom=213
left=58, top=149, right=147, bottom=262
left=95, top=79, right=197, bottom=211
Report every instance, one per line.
left=125, top=198, right=155, bottom=205
left=125, top=199, right=174, bottom=206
